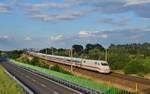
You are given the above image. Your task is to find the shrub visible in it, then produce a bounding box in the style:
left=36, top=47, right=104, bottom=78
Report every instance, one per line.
left=30, top=57, right=39, bottom=65
left=51, top=65, right=72, bottom=75
left=123, top=59, right=147, bottom=74
left=30, top=57, right=49, bottom=69
left=20, top=56, right=30, bottom=63
left=109, top=53, right=130, bottom=70
left=143, top=57, right=150, bottom=73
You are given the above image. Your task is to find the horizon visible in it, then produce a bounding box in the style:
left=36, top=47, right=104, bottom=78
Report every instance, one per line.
left=1, top=42, right=150, bottom=51
left=0, top=0, right=150, bottom=50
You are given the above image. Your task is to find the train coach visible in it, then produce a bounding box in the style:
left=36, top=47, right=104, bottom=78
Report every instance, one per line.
left=29, top=52, right=111, bottom=74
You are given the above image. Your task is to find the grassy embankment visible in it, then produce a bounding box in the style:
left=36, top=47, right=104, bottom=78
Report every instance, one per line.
left=0, top=65, right=25, bottom=94
left=11, top=59, right=136, bottom=94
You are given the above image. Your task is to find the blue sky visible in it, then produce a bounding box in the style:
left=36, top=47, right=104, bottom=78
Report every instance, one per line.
left=0, top=0, right=150, bottom=50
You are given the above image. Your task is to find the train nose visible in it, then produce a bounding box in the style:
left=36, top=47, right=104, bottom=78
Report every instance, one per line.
left=102, top=66, right=110, bottom=73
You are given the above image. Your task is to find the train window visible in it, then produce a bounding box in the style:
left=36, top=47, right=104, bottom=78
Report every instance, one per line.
left=101, top=63, right=108, bottom=66
left=84, top=61, right=86, bottom=63
left=95, top=62, right=97, bottom=65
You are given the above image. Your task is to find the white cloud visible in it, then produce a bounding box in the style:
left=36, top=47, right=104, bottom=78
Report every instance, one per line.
left=97, top=17, right=131, bottom=26
left=55, top=11, right=85, bottom=20
left=28, top=10, right=88, bottom=22
left=0, top=35, right=9, bottom=39
left=29, top=13, right=53, bottom=21
left=78, top=30, right=108, bottom=39
left=125, top=0, right=150, bottom=5
left=100, top=34, right=108, bottom=39
left=49, top=35, right=64, bottom=41
left=21, top=0, right=150, bottom=23
left=78, top=31, right=92, bottom=37
left=24, top=37, right=32, bottom=41
left=0, top=3, right=10, bottom=13
left=26, top=2, right=69, bottom=10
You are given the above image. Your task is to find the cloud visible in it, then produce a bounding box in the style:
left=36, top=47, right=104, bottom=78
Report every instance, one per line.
left=24, top=37, right=32, bottom=41
left=50, top=28, right=150, bottom=48
left=100, top=34, right=108, bottom=39
left=125, top=0, right=150, bottom=5
left=0, top=28, right=149, bottom=50
left=0, top=35, right=9, bottom=40
left=28, top=10, right=88, bottom=21
left=78, top=31, right=92, bottom=37
left=78, top=30, right=108, bottom=39
left=25, top=2, right=69, bottom=12
left=47, top=30, right=109, bottom=47
left=5, top=0, right=149, bottom=23
left=1, top=0, right=150, bottom=21
left=49, top=34, right=64, bottom=41
left=97, top=17, right=131, bottom=26
left=66, top=0, right=150, bottom=18
left=0, top=3, right=11, bottom=13
left=29, top=13, right=52, bottom=21
left=95, top=1, right=150, bottom=18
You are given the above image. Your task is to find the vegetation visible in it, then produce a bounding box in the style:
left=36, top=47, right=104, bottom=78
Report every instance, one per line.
left=3, top=42, right=150, bottom=76
left=108, top=43, right=150, bottom=76
left=5, top=50, right=23, bottom=59
left=39, top=43, right=150, bottom=76
left=18, top=56, right=49, bottom=69
left=12, top=60, right=135, bottom=94
left=0, top=50, right=1, bottom=56
left=0, top=65, right=25, bottom=94
left=51, top=65, right=72, bottom=75
left=15, top=55, right=72, bottom=75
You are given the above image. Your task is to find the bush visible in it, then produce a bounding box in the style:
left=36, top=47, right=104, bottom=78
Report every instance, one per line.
left=109, top=53, right=130, bottom=70
left=124, top=59, right=148, bottom=75
left=20, top=56, right=30, bottom=63
left=143, top=57, right=150, bottom=73
left=30, top=57, right=49, bottom=69
left=51, top=65, right=72, bottom=75
left=30, top=57, right=39, bottom=65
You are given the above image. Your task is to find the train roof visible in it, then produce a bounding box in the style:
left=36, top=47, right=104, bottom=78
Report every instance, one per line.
left=32, top=52, right=108, bottom=63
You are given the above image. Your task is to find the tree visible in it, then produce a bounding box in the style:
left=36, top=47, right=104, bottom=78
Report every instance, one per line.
left=123, top=59, right=149, bottom=75
left=72, top=44, right=84, bottom=56
left=55, top=48, right=69, bottom=56
left=108, top=47, right=130, bottom=70
left=87, top=48, right=105, bottom=60
left=39, top=47, right=57, bottom=54
left=85, top=43, right=105, bottom=53
left=6, top=50, right=23, bottom=59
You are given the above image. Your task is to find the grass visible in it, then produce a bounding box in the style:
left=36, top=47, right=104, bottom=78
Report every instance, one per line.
left=11, top=59, right=136, bottom=94
left=0, top=65, right=25, bottom=94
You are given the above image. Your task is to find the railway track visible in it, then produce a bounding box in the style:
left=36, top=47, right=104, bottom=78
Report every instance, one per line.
left=110, top=73, right=150, bottom=86
left=27, top=53, right=150, bottom=93
left=72, top=66, right=150, bottom=93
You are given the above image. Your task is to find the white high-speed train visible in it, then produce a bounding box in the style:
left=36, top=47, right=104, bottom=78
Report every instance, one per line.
left=28, top=52, right=110, bottom=73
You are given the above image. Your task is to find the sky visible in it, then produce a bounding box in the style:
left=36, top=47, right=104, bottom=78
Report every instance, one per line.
left=0, top=0, right=150, bottom=50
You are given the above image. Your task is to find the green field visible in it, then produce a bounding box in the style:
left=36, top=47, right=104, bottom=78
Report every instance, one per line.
left=11, top=59, right=136, bottom=94
left=0, top=65, right=25, bottom=94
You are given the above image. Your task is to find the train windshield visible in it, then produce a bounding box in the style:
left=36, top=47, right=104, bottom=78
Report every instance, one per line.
left=101, top=63, right=108, bottom=66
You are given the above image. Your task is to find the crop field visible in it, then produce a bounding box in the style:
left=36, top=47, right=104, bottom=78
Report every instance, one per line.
left=0, top=65, right=25, bottom=94
left=11, top=59, right=136, bottom=94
